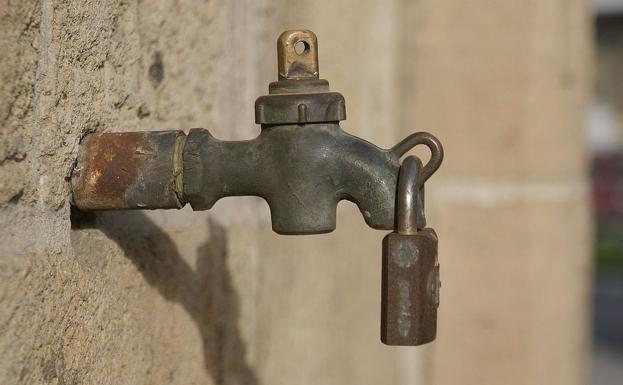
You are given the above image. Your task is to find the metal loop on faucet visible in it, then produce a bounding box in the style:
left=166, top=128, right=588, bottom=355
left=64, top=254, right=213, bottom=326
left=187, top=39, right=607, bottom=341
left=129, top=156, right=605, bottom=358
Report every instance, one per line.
left=391, top=132, right=444, bottom=185
left=396, top=156, right=426, bottom=234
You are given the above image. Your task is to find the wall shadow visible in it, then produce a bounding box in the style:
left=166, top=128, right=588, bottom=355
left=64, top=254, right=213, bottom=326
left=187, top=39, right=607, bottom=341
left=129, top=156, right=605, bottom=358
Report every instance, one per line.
left=71, top=208, right=258, bottom=385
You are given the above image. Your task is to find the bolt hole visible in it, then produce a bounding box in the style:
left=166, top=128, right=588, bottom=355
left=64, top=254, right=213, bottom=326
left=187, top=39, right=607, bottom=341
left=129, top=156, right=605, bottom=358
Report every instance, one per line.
left=294, top=40, right=310, bottom=55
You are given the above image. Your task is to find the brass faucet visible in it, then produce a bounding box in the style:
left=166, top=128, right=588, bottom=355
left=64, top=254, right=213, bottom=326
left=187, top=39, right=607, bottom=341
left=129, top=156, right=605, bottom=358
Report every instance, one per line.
left=71, top=30, right=444, bottom=345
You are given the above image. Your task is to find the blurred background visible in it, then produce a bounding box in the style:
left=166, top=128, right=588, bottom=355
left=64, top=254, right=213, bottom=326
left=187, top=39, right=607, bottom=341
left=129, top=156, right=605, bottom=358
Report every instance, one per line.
left=590, top=1, right=623, bottom=384
left=0, top=0, right=622, bottom=384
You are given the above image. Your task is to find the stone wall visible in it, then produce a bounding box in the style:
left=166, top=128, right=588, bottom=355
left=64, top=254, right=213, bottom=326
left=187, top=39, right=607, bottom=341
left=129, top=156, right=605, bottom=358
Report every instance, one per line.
left=0, top=1, right=592, bottom=384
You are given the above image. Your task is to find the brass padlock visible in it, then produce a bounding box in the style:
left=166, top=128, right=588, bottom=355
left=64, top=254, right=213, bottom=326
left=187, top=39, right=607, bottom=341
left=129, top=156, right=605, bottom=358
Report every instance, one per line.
left=381, top=156, right=440, bottom=346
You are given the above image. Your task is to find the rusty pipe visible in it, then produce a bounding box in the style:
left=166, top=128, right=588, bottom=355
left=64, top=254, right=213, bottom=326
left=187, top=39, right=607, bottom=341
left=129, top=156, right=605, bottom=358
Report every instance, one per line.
left=71, top=131, right=185, bottom=210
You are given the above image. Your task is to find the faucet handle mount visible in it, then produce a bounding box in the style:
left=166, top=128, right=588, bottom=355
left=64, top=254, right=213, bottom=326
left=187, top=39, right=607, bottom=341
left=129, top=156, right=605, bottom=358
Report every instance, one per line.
left=277, top=29, right=319, bottom=80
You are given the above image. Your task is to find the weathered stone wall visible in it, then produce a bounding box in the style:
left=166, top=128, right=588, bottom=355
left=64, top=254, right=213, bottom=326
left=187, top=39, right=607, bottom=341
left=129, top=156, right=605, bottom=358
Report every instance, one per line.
left=1, top=1, right=273, bottom=383
left=0, top=1, right=593, bottom=385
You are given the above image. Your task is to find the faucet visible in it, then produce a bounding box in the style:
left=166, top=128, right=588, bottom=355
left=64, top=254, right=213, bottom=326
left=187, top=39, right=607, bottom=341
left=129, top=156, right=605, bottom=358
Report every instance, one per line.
left=71, top=30, right=444, bottom=345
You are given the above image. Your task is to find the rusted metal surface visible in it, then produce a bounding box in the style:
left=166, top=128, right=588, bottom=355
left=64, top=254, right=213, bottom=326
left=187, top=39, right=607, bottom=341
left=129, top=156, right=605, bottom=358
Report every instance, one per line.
left=71, top=131, right=185, bottom=210
left=381, top=156, right=440, bottom=346
left=381, top=229, right=439, bottom=345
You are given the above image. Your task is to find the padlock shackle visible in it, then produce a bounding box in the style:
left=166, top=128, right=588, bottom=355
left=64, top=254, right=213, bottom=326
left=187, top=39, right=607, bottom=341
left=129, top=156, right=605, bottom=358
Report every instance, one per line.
left=396, top=156, right=426, bottom=234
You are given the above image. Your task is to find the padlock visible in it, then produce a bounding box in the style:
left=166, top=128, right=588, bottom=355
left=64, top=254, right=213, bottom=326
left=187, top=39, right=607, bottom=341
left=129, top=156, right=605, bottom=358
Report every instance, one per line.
left=381, top=156, right=440, bottom=346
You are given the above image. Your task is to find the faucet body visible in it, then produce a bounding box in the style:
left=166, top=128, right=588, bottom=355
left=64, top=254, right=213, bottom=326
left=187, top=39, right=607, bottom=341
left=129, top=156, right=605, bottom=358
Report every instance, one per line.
left=183, top=124, right=401, bottom=234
